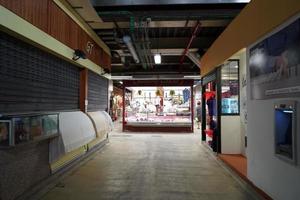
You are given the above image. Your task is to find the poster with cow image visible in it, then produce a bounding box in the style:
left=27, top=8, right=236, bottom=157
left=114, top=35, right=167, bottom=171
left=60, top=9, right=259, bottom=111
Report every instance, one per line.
left=249, top=17, right=300, bottom=100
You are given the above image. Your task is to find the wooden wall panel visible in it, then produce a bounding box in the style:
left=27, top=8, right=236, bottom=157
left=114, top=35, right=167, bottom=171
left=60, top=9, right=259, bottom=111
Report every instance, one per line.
left=78, top=29, right=96, bottom=63
left=0, top=0, right=49, bottom=32
left=48, top=1, right=78, bottom=49
left=102, top=51, right=111, bottom=70
left=99, top=50, right=111, bottom=71
left=1, top=0, right=111, bottom=70
left=68, top=19, right=79, bottom=49
left=94, top=45, right=103, bottom=67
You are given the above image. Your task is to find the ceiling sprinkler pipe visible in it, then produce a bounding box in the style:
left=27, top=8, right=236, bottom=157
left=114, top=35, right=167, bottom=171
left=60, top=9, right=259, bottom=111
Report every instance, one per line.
left=123, top=35, right=140, bottom=63
left=130, top=16, right=135, bottom=33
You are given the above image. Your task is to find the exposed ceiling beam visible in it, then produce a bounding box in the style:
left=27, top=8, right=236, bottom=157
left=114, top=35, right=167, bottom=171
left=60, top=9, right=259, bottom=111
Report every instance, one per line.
left=151, top=48, right=198, bottom=55
left=91, top=0, right=250, bottom=7
left=67, top=0, right=103, bottom=22
left=149, top=37, right=214, bottom=49
left=106, top=39, right=212, bottom=50
left=130, top=62, right=193, bottom=66
left=114, top=63, right=192, bottom=66
left=91, top=19, right=230, bottom=29
left=105, top=37, right=214, bottom=50
left=114, top=49, right=198, bottom=57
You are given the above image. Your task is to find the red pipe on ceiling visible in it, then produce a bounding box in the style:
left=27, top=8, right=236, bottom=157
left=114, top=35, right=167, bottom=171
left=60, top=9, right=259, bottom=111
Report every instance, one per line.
left=179, top=21, right=201, bottom=65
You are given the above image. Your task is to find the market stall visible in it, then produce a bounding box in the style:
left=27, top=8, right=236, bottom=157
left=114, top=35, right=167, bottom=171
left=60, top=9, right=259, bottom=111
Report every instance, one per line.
left=122, top=80, right=194, bottom=132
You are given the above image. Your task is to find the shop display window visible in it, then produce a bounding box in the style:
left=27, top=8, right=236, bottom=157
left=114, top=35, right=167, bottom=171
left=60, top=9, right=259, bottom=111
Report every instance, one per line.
left=110, top=94, right=123, bottom=121
left=42, top=115, right=59, bottom=135
left=124, top=86, right=192, bottom=126
left=221, top=60, right=240, bottom=115
left=14, top=117, right=31, bottom=144
left=0, top=114, right=58, bottom=146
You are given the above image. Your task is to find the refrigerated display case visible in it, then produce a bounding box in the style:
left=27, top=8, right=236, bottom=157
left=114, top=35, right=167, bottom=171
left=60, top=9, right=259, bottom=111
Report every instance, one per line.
left=0, top=113, right=59, bottom=147
left=122, top=80, right=194, bottom=132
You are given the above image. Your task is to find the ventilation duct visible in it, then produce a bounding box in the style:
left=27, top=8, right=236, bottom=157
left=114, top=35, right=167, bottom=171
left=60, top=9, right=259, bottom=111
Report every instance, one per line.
left=123, top=35, right=140, bottom=63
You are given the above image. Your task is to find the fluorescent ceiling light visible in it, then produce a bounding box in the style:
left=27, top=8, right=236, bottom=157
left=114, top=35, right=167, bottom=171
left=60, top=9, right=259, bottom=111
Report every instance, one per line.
left=283, top=110, right=293, bottom=113
left=154, top=54, right=161, bottom=64
left=111, top=63, right=123, bottom=66
left=183, top=75, right=201, bottom=79
left=111, top=76, right=132, bottom=80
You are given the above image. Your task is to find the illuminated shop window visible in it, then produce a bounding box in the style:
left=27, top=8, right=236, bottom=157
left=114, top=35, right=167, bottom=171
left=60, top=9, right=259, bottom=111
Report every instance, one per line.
left=124, top=86, right=192, bottom=125
left=221, top=60, right=240, bottom=115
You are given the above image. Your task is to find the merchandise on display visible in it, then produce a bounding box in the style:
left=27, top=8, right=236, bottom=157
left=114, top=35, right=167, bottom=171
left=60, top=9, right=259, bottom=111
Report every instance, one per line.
left=124, top=86, right=192, bottom=126
left=204, top=85, right=217, bottom=149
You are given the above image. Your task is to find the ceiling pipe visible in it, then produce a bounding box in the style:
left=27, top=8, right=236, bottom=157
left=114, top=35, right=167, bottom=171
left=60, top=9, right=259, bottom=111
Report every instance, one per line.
left=142, top=19, right=153, bottom=68
left=123, top=35, right=140, bottom=63
left=179, top=21, right=201, bottom=65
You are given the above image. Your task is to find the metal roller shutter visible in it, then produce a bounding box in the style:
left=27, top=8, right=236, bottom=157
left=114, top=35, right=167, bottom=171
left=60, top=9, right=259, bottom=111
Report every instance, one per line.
left=87, top=70, right=108, bottom=111
left=0, top=31, right=80, bottom=114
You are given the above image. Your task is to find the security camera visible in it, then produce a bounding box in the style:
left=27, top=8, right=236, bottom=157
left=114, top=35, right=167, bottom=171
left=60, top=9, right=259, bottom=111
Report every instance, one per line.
left=72, top=49, right=86, bottom=61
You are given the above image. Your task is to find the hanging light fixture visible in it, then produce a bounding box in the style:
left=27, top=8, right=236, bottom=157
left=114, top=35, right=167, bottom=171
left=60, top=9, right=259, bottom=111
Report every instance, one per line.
left=154, top=54, right=161, bottom=64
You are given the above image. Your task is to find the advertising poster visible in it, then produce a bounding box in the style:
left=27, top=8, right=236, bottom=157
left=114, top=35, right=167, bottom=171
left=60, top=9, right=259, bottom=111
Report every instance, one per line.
left=249, top=17, right=300, bottom=99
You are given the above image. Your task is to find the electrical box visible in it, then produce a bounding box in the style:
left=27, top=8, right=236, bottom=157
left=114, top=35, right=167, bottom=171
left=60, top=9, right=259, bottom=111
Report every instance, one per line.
left=274, top=101, right=297, bottom=165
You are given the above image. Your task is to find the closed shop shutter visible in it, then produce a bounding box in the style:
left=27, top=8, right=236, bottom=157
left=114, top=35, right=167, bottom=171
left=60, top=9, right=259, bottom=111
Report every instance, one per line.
left=0, top=31, right=80, bottom=114
left=87, top=70, right=108, bottom=111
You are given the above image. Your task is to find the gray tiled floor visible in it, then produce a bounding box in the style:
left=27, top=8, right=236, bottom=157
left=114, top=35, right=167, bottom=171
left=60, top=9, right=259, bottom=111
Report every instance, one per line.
left=41, top=130, right=256, bottom=200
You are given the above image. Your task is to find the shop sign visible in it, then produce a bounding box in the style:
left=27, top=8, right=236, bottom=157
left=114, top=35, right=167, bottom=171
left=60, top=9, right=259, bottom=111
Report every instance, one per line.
left=86, top=41, right=94, bottom=54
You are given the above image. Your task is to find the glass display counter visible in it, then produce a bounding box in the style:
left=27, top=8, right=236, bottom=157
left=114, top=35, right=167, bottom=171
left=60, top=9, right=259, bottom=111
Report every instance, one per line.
left=0, top=113, right=59, bottom=148
left=123, top=86, right=193, bottom=132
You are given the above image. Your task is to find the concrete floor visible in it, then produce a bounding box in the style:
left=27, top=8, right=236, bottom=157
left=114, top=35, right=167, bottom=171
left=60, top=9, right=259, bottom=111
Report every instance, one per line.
left=41, top=128, right=258, bottom=200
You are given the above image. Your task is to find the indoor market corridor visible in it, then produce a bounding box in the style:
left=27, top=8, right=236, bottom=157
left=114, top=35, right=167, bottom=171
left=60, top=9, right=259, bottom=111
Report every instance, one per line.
left=41, top=131, right=259, bottom=200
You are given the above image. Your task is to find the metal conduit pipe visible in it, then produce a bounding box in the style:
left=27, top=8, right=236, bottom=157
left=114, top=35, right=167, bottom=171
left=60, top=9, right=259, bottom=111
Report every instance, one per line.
left=141, top=28, right=151, bottom=69
left=180, top=21, right=201, bottom=64
left=123, top=35, right=140, bottom=63
left=134, top=39, right=148, bottom=69
left=144, top=22, right=153, bottom=68
left=131, top=23, right=148, bottom=69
